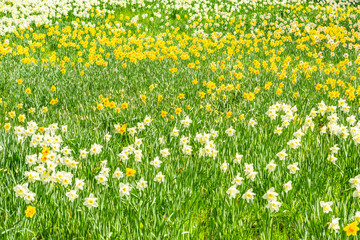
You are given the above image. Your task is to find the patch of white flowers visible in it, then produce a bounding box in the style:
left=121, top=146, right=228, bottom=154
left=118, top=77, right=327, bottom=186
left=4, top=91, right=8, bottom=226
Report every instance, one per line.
left=13, top=115, right=158, bottom=207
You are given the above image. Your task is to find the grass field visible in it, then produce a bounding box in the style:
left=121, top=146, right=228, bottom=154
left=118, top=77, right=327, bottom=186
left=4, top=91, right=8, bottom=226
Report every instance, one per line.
left=1, top=0, right=360, bottom=239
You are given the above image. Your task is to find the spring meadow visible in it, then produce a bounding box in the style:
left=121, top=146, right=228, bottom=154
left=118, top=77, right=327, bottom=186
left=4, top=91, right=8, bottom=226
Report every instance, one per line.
left=2, top=0, right=360, bottom=239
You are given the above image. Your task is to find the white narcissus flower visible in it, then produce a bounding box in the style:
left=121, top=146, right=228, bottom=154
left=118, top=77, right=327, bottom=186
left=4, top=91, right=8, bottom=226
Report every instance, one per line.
left=355, top=212, right=360, bottom=222
left=242, top=189, right=256, bottom=203
left=137, top=178, right=148, bottom=191
left=231, top=174, right=244, bottom=186
left=226, top=185, right=239, bottom=199
left=287, top=139, right=300, bottom=149
left=353, top=188, right=360, bottom=198
left=79, top=149, right=88, bottom=159
left=246, top=171, right=258, bottom=181
left=150, top=157, right=162, bottom=169
left=119, top=183, right=132, bottom=196
left=90, top=144, right=103, bottom=155
left=320, top=201, right=333, bottom=213
left=283, top=181, right=292, bottom=193
left=13, top=183, right=29, bottom=198
left=62, top=146, right=72, bottom=155
left=66, top=190, right=79, bottom=202
left=104, top=133, right=112, bottom=142
left=233, top=153, right=243, bottom=164
left=137, top=122, right=145, bottom=131
left=328, top=154, right=337, bottom=163
left=112, top=168, right=124, bottom=180
left=330, top=144, right=340, bottom=154
left=262, top=187, right=278, bottom=202
left=24, top=191, right=36, bottom=204
left=274, top=126, right=282, bottom=135
left=328, top=217, right=340, bottom=232
left=266, top=200, right=282, bottom=212
left=210, top=129, right=218, bottom=138
left=276, top=149, right=288, bottom=160
left=84, top=194, right=98, bottom=208
left=182, top=145, right=193, bottom=155
left=320, top=126, right=327, bottom=134
left=26, top=154, right=38, bottom=166
left=75, top=178, right=85, bottom=191
left=25, top=171, right=40, bottom=183
left=143, top=116, right=152, bottom=125
left=154, top=172, right=165, bottom=183
left=134, top=137, right=142, bottom=147
left=171, top=127, right=180, bottom=137
left=225, top=126, right=235, bottom=136
left=61, top=125, right=68, bottom=132
left=265, top=160, right=277, bottom=172
left=220, top=161, right=228, bottom=172
left=95, top=174, right=108, bottom=185
left=287, top=162, right=299, bottom=174
left=244, top=163, right=254, bottom=175
left=127, top=127, right=137, bottom=136
left=180, top=116, right=192, bottom=127
left=248, top=118, right=257, bottom=127
left=118, top=152, right=129, bottom=162
left=347, top=116, right=356, bottom=126
left=341, top=103, right=350, bottom=113
left=293, top=129, right=304, bottom=139
left=180, top=136, right=189, bottom=145
left=160, top=148, right=170, bottom=158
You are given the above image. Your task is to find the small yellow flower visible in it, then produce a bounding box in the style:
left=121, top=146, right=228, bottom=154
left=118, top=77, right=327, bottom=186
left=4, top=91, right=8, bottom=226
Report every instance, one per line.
left=8, top=111, right=15, bottom=118
left=226, top=111, right=232, bottom=118
left=4, top=123, right=11, bottom=132
left=169, top=68, right=177, bottom=73
left=344, top=222, right=359, bottom=236
left=126, top=168, right=136, bottom=177
left=18, top=115, right=25, bottom=122
left=161, top=111, right=167, bottom=117
left=25, top=206, right=36, bottom=218
left=121, top=102, right=128, bottom=109
left=50, top=98, right=58, bottom=105
left=96, top=104, right=104, bottom=110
